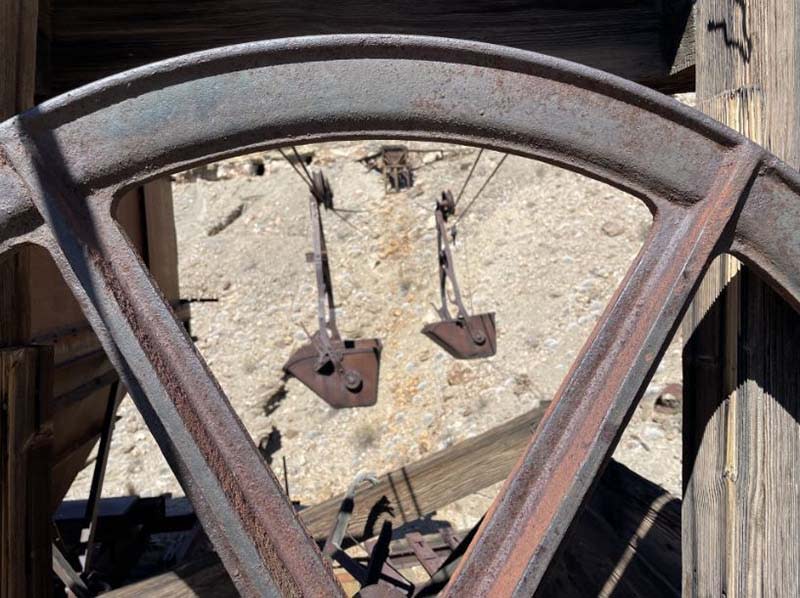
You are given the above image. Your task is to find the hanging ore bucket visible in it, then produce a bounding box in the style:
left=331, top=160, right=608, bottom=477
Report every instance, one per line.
left=421, top=190, right=497, bottom=359
left=284, top=171, right=382, bottom=407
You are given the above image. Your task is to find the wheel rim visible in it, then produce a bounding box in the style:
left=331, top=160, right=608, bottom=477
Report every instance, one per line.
left=1, top=34, right=798, bottom=596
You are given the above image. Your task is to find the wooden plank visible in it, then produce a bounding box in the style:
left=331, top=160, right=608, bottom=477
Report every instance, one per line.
left=538, top=473, right=679, bottom=598
left=0, top=4, right=51, bottom=596
left=30, top=299, right=190, bottom=366
left=0, top=250, right=31, bottom=345
left=45, top=301, right=190, bottom=504
left=684, top=1, right=800, bottom=596
left=105, top=404, right=550, bottom=594
left=105, top=552, right=242, bottom=598
left=0, top=347, right=53, bottom=598
left=26, top=245, right=92, bottom=340
left=1, top=0, right=183, bottom=520
left=573, top=460, right=681, bottom=595
left=1, top=0, right=38, bottom=346
left=300, top=403, right=549, bottom=539
left=48, top=1, right=695, bottom=96
left=143, top=179, right=180, bottom=301
left=0, top=0, right=39, bottom=116
left=34, top=0, right=52, bottom=101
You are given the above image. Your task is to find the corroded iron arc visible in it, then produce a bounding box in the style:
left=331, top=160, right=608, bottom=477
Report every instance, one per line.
left=1, top=35, right=799, bottom=596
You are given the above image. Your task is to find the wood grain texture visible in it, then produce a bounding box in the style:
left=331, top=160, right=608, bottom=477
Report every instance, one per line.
left=143, top=179, right=180, bottom=302
left=1, top=0, right=38, bottom=347
left=684, top=2, right=800, bottom=596
left=48, top=0, right=695, bottom=96
left=0, top=188, right=183, bottom=505
left=0, top=0, right=38, bottom=116
left=299, top=403, right=549, bottom=540
left=1, top=0, right=184, bottom=561
left=0, top=5, right=50, bottom=596
left=0, top=347, right=53, bottom=598
left=537, top=463, right=681, bottom=598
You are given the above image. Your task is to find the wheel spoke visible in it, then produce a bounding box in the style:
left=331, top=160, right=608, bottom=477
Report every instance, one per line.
left=8, top=136, right=342, bottom=596
left=444, top=145, right=762, bottom=597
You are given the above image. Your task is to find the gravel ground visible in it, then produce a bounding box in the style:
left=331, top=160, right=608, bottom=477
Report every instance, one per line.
left=66, top=140, right=683, bottom=530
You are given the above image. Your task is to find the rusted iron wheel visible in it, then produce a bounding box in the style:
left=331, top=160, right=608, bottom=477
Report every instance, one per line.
left=2, top=35, right=799, bottom=596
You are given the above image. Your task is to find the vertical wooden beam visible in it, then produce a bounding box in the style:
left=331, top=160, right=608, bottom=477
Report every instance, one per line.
left=142, top=179, right=180, bottom=303
left=0, top=347, right=53, bottom=598
left=1, top=2, right=51, bottom=596
left=0, top=0, right=39, bottom=116
left=684, top=2, right=800, bottom=597
left=0, top=0, right=38, bottom=347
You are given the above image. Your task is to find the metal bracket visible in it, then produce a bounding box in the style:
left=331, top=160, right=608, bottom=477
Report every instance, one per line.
left=283, top=171, right=382, bottom=407
left=421, top=190, right=496, bottom=359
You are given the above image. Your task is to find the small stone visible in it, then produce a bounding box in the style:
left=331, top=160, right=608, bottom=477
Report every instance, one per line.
left=601, top=220, right=625, bottom=237
left=642, top=423, right=665, bottom=442
left=654, top=383, right=682, bottom=415
left=447, top=362, right=476, bottom=386
left=525, top=334, right=541, bottom=349
left=442, top=387, right=459, bottom=401
left=511, top=373, right=533, bottom=396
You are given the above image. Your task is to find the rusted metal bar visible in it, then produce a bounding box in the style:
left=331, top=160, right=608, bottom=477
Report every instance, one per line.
left=405, top=532, right=445, bottom=576
left=52, top=543, right=91, bottom=598
left=0, top=34, right=798, bottom=596
left=83, top=381, right=124, bottom=573
left=444, top=144, right=763, bottom=596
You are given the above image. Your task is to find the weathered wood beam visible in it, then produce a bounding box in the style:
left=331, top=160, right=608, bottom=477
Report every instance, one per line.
left=0, top=0, right=38, bottom=116
left=0, top=3, right=51, bottom=596
left=684, top=1, right=800, bottom=596
left=300, top=403, right=549, bottom=540
left=1, top=347, right=54, bottom=598
left=1, top=0, right=39, bottom=347
left=48, top=1, right=695, bottom=97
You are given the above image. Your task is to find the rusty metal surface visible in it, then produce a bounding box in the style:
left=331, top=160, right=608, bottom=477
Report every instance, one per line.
left=0, top=34, right=798, bottom=596
left=283, top=170, right=382, bottom=407
left=421, top=190, right=497, bottom=359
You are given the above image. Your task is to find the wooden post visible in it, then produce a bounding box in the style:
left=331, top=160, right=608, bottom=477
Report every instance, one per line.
left=1, top=0, right=38, bottom=344
left=684, top=2, right=800, bottom=596
left=2, top=1, right=53, bottom=596
left=0, top=347, right=53, bottom=598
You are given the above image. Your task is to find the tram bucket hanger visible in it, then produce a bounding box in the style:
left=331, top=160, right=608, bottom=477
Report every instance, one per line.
left=283, top=171, right=382, bottom=407
left=422, top=190, right=497, bottom=359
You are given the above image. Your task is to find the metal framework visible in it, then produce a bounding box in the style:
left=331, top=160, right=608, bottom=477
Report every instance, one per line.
left=1, top=34, right=798, bottom=597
